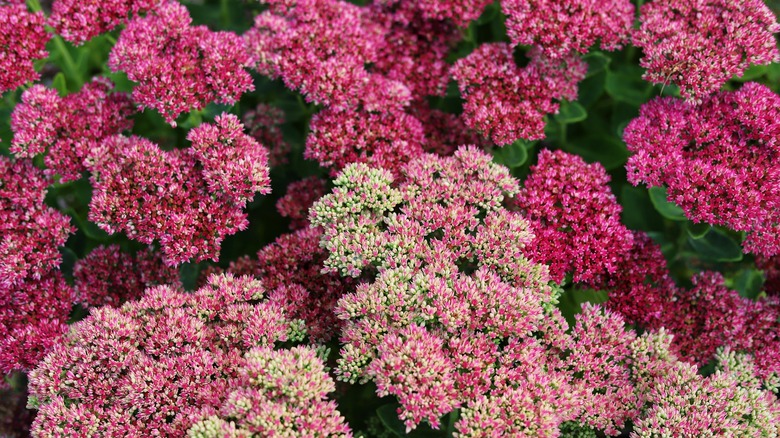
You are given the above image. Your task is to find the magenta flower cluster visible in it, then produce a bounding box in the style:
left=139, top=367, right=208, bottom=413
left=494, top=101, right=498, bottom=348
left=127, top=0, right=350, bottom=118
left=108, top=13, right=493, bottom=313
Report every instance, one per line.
left=502, top=0, right=635, bottom=58
left=0, top=1, right=49, bottom=93
left=189, top=346, right=351, bottom=437
left=87, top=114, right=270, bottom=265
left=50, top=0, right=162, bottom=44
left=515, top=149, right=634, bottom=285
left=624, top=82, right=780, bottom=257
left=28, top=274, right=315, bottom=437
left=109, top=1, right=253, bottom=124
left=634, top=0, right=780, bottom=101
left=11, top=78, right=134, bottom=182
left=0, top=0, right=51, bottom=93
left=451, top=44, right=587, bottom=145
left=2, top=0, right=780, bottom=436
left=73, top=245, right=180, bottom=308
left=0, top=158, right=74, bottom=374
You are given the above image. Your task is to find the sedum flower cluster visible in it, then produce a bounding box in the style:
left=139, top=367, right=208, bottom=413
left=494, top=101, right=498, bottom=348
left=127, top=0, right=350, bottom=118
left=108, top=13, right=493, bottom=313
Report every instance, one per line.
left=624, top=83, right=780, bottom=257
left=0, top=158, right=74, bottom=374
left=27, top=274, right=346, bottom=437
left=86, top=114, right=270, bottom=265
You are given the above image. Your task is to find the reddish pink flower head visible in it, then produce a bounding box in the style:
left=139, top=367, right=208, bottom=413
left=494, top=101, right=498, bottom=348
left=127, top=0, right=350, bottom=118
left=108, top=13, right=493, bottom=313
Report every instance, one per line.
left=306, top=108, right=426, bottom=177
left=87, top=124, right=270, bottom=265
left=451, top=44, right=587, bottom=145
left=514, top=149, right=634, bottom=285
left=50, top=0, right=163, bottom=45
left=74, top=245, right=181, bottom=308
left=28, top=274, right=306, bottom=437
left=109, top=2, right=253, bottom=124
left=624, top=83, right=780, bottom=256
left=0, top=2, right=49, bottom=92
left=634, top=0, right=780, bottom=100
left=503, top=0, right=634, bottom=58
left=11, top=78, right=134, bottom=182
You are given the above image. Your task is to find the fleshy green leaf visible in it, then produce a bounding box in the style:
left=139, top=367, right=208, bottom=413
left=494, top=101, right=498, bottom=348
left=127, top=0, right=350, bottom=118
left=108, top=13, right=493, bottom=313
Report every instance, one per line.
left=377, top=403, right=406, bottom=437
left=605, top=67, right=651, bottom=106
left=686, top=222, right=711, bottom=239
left=728, top=269, right=765, bottom=299
left=648, top=186, right=686, bottom=221
left=493, top=140, right=530, bottom=168
left=555, top=101, right=587, bottom=124
left=52, top=73, right=68, bottom=96
left=583, top=51, right=610, bottom=78
left=734, top=64, right=767, bottom=82
left=620, top=185, right=663, bottom=231
left=687, top=227, right=743, bottom=262
left=179, top=262, right=203, bottom=292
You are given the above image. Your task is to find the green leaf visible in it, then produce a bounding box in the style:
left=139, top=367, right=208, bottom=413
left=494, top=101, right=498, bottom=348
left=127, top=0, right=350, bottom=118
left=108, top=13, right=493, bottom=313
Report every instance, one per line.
left=583, top=51, right=610, bottom=78
left=558, top=288, right=608, bottom=327
left=65, top=207, right=111, bottom=241
left=729, top=269, right=765, bottom=299
left=475, top=2, right=499, bottom=24
left=377, top=403, right=406, bottom=437
left=52, top=73, right=68, bottom=95
left=620, top=185, right=663, bottom=231
left=179, top=262, right=203, bottom=292
left=577, top=72, right=606, bottom=108
left=565, top=134, right=628, bottom=170
left=59, top=246, right=78, bottom=280
left=493, top=140, right=530, bottom=168
left=733, top=64, right=767, bottom=82
left=686, top=222, right=710, bottom=239
left=687, top=227, right=743, bottom=262
left=178, top=110, right=203, bottom=129
left=648, top=187, right=686, bottom=221
left=605, top=67, right=651, bottom=106
left=555, top=101, right=587, bottom=124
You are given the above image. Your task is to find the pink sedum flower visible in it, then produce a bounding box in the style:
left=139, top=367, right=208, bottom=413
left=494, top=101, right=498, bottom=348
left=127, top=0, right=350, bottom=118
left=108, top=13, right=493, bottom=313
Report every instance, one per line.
left=312, top=147, right=579, bottom=430
left=245, top=0, right=410, bottom=111
left=242, top=103, right=290, bottom=167
left=188, top=113, right=272, bottom=204
left=514, top=149, right=634, bottom=285
left=602, top=234, right=780, bottom=383
left=11, top=78, right=134, bottom=182
left=86, top=127, right=270, bottom=265
left=601, top=232, right=677, bottom=330
left=189, top=345, right=352, bottom=437
left=0, top=2, right=49, bottom=92
left=0, top=273, right=73, bottom=374
left=276, top=176, right=328, bottom=230
left=0, top=157, right=75, bottom=374
left=50, top=0, right=162, bottom=45
left=0, top=157, right=73, bottom=288
left=756, top=254, right=780, bottom=296
left=28, top=274, right=307, bottom=438
left=368, top=1, right=459, bottom=99
left=368, top=325, right=460, bottom=432
left=502, top=0, right=634, bottom=58
left=410, top=0, right=492, bottom=27
left=624, top=83, right=780, bottom=256
left=628, top=331, right=780, bottom=437
left=634, top=0, right=780, bottom=101
left=257, top=227, right=360, bottom=342
left=306, top=108, right=426, bottom=177
left=451, top=43, right=587, bottom=145
left=411, top=104, right=486, bottom=156
left=74, top=245, right=181, bottom=308
left=569, top=304, right=639, bottom=434
left=109, top=1, right=253, bottom=124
